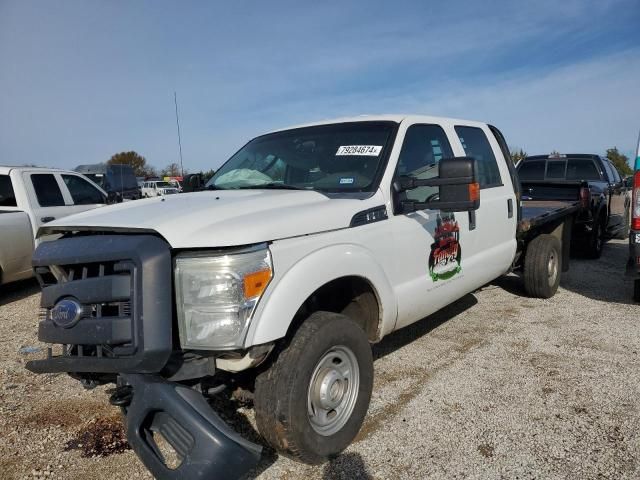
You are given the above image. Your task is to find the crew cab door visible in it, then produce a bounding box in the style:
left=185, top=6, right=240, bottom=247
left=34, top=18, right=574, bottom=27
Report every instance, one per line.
left=22, top=172, right=73, bottom=242
left=388, top=121, right=516, bottom=330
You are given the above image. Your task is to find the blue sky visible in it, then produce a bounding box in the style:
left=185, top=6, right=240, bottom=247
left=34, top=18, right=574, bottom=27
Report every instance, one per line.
left=1, top=0, right=639, bottom=172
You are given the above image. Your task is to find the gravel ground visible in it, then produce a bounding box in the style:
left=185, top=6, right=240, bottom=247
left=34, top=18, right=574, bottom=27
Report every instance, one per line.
left=1, top=238, right=638, bottom=479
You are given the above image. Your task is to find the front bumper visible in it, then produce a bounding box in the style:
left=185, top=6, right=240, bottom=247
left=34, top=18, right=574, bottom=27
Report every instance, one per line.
left=122, top=374, right=262, bottom=480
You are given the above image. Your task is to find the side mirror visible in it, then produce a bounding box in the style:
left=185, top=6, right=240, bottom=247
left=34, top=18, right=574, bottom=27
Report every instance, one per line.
left=394, top=156, right=480, bottom=213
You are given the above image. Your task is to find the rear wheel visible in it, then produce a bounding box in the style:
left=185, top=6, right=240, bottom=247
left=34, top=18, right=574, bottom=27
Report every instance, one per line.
left=524, top=234, right=562, bottom=299
left=634, top=279, right=640, bottom=303
left=586, top=220, right=604, bottom=259
left=254, top=311, right=373, bottom=464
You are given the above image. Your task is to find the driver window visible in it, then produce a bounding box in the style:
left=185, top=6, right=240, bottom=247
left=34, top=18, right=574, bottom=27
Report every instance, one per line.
left=395, top=124, right=454, bottom=203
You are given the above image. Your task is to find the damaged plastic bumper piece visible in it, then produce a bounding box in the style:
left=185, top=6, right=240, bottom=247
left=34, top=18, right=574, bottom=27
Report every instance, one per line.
left=122, top=374, right=262, bottom=480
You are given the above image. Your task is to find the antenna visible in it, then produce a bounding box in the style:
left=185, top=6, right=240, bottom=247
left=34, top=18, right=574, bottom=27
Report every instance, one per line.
left=174, top=91, right=185, bottom=179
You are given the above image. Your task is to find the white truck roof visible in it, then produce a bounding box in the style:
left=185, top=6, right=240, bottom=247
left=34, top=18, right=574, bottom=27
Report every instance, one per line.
left=271, top=114, right=489, bottom=133
left=0, top=165, right=78, bottom=175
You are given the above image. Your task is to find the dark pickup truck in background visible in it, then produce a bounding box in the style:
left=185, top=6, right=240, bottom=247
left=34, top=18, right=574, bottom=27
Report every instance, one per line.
left=517, top=154, right=630, bottom=258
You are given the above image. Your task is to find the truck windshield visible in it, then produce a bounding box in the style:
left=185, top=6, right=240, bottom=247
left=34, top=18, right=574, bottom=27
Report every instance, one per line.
left=84, top=174, right=106, bottom=188
left=154, top=182, right=172, bottom=188
left=207, top=122, right=396, bottom=192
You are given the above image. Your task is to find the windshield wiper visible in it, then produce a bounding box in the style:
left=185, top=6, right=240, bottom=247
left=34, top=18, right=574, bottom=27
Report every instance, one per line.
left=234, top=183, right=307, bottom=191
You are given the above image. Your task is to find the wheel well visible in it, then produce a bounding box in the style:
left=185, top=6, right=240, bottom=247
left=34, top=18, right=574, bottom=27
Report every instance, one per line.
left=288, top=276, right=381, bottom=342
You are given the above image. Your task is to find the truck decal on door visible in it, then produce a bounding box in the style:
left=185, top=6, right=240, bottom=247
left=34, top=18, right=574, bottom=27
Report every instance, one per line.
left=429, top=213, right=462, bottom=281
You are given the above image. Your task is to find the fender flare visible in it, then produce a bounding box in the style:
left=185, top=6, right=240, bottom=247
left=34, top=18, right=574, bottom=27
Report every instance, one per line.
left=244, top=244, right=397, bottom=347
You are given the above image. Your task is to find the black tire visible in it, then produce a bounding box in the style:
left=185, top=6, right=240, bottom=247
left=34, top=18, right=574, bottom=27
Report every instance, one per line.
left=634, top=279, right=640, bottom=303
left=254, top=311, right=373, bottom=464
left=586, top=219, right=604, bottom=259
left=523, top=234, right=562, bottom=299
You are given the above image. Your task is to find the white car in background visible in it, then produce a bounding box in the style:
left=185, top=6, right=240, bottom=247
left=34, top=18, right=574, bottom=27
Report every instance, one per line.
left=0, top=166, right=108, bottom=285
left=140, top=180, right=180, bottom=197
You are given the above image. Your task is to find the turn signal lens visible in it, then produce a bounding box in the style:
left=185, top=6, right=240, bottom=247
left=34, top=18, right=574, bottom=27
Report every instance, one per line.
left=244, top=268, right=272, bottom=299
left=468, top=182, right=480, bottom=202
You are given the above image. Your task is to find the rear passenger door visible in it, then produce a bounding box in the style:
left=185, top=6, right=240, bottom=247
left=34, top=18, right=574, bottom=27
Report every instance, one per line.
left=23, top=173, right=72, bottom=240
left=603, top=159, right=627, bottom=230
left=389, top=122, right=515, bottom=330
left=452, top=124, right=517, bottom=279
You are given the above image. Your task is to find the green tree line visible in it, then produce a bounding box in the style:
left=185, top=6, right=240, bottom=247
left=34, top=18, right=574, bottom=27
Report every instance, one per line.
left=106, top=151, right=216, bottom=182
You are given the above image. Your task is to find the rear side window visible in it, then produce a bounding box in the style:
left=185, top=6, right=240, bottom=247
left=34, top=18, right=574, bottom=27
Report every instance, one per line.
left=601, top=160, right=616, bottom=183
left=0, top=175, right=17, bottom=207
left=518, top=160, right=545, bottom=181
left=566, top=159, right=601, bottom=181
left=454, top=126, right=502, bottom=188
left=606, top=161, right=621, bottom=183
left=31, top=174, right=65, bottom=207
left=62, top=175, right=105, bottom=205
left=546, top=160, right=566, bottom=179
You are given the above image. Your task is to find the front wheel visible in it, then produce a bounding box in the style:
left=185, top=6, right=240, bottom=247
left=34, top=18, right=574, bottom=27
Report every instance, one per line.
left=254, top=311, right=373, bottom=464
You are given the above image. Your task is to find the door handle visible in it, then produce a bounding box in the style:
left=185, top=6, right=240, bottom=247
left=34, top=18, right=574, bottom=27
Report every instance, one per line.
left=41, top=216, right=55, bottom=223
left=507, top=199, right=513, bottom=218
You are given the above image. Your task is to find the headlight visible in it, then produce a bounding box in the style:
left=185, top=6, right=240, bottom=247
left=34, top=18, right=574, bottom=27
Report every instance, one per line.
left=175, top=246, right=272, bottom=349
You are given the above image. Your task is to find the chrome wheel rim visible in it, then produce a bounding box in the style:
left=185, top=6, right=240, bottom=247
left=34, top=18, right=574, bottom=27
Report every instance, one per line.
left=307, top=345, right=360, bottom=436
left=547, top=250, right=558, bottom=287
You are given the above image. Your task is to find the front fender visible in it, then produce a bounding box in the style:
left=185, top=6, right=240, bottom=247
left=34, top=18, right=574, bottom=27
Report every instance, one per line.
left=245, top=243, right=397, bottom=347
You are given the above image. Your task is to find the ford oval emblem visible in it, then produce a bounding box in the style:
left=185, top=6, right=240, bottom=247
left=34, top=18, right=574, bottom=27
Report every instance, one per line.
left=50, top=299, right=83, bottom=328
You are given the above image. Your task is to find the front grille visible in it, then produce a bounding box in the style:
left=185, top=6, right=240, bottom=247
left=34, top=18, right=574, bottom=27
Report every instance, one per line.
left=26, top=234, right=173, bottom=374
left=35, top=259, right=137, bottom=361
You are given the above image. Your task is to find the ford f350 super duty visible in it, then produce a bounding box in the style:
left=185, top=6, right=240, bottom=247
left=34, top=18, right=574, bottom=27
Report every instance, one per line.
left=26, top=115, right=583, bottom=479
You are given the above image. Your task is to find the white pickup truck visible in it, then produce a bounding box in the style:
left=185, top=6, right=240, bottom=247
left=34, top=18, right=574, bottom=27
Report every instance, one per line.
left=27, top=115, right=583, bottom=479
left=0, top=166, right=108, bottom=285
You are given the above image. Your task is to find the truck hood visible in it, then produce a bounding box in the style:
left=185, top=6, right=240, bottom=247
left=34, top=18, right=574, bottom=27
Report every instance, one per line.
left=43, top=189, right=385, bottom=248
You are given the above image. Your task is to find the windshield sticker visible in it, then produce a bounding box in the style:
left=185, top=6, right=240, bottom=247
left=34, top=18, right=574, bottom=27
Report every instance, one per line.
left=339, top=177, right=355, bottom=184
left=336, top=145, right=382, bottom=156
left=429, top=213, right=462, bottom=281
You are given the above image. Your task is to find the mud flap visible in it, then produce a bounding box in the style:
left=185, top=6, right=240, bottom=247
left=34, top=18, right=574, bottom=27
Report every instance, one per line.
left=122, top=374, right=262, bottom=480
